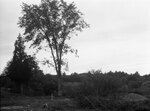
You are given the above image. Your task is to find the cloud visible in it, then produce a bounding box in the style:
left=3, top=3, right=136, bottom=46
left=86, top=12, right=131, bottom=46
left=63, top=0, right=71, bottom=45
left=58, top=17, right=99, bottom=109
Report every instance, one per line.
left=0, top=43, right=14, bottom=56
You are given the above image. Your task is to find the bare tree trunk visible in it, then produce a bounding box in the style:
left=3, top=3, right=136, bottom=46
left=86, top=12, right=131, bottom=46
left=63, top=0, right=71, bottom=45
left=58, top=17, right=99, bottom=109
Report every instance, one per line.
left=57, top=70, right=62, bottom=96
left=20, top=83, right=23, bottom=95
left=57, top=77, right=62, bottom=96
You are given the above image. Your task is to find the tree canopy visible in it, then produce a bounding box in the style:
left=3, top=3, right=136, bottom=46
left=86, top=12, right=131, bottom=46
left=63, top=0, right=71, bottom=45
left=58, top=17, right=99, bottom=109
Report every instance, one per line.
left=4, top=34, right=39, bottom=84
left=18, top=0, right=89, bottom=72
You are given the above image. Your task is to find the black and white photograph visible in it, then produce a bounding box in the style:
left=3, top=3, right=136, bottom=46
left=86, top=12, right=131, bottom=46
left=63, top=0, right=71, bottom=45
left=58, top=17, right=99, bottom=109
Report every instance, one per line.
left=0, top=0, right=150, bottom=111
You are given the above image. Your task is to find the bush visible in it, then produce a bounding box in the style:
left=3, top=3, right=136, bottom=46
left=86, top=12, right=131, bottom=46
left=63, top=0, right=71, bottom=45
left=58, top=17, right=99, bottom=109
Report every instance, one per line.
left=62, top=82, right=80, bottom=97
left=75, top=71, right=125, bottom=109
left=43, top=82, right=57, bottom=96
left=76, top=95, right=150, bottom=111
left=77, top=72, right=123, bottom=97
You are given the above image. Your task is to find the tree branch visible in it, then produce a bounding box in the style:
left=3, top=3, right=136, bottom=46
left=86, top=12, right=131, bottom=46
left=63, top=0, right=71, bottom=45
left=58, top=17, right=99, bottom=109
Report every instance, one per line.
left=46, top=35, right=58, bottom=72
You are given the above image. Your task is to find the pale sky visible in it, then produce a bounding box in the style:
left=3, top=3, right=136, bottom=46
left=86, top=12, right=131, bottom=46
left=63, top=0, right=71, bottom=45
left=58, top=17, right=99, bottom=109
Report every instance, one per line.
left=0, top=0, right=150, bottom=75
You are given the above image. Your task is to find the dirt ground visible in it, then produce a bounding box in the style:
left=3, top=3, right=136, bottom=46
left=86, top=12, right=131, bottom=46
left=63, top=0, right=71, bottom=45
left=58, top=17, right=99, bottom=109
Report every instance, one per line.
left=0, top=96, right=100, bottom=111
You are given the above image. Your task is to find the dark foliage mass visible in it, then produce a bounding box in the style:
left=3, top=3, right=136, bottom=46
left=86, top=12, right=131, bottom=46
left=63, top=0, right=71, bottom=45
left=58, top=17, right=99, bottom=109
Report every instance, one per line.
left=61, top=71, right=149, bottom=97
left=1, top=66, right=150, bottom=110
left=1, top=67, right=150, bottom=96
left=2, top=34, right=40, bottom=94
left=73, top=71, right=150, bottom=110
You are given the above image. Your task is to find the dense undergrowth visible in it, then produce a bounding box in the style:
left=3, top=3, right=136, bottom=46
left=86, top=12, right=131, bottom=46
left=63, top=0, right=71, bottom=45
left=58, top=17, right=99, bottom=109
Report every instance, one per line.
left=1, top=70, right=150, bottom=110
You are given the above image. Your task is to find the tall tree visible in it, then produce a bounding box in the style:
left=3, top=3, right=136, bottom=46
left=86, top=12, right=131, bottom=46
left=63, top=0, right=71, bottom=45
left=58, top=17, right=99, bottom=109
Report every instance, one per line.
left=5, top=34, right=39, bottom=93
left=18, top=0, right=89, bottom=96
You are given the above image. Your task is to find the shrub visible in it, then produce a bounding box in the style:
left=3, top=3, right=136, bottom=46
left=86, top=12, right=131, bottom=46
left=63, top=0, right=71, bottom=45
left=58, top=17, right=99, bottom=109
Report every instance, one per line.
left=62, top=82, right=80, bottom=97
left=43, top=82, right=57, bottom=96
left=77, top=72, right=123, bottom=97
left=75, top=71, right=125, bottom=109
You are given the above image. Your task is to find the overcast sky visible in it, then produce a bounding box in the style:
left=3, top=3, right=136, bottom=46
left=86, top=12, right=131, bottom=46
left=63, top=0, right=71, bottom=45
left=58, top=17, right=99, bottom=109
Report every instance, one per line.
left=0, top=0, right=150, bottom=75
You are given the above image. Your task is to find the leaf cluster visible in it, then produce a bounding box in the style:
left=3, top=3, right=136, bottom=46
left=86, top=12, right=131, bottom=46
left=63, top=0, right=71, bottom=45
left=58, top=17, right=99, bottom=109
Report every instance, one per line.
left=18, top=0, right=89, bottom=54
left=4, top=35, right=39, bottom=83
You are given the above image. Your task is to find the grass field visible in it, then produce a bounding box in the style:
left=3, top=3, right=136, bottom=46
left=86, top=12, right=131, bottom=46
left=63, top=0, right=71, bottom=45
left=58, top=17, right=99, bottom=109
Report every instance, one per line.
left=1, top=86, right=150, bottom=111
left=1, top=94, right=101, bottom=111
left=1, top=94, right=150, bottom=111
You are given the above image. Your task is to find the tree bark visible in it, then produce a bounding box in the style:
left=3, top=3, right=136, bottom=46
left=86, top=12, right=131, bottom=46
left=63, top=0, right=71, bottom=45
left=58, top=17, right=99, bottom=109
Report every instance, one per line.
left=20, top=83, right=23, bottom=94
left=57, top=71, right=62, bottom=96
